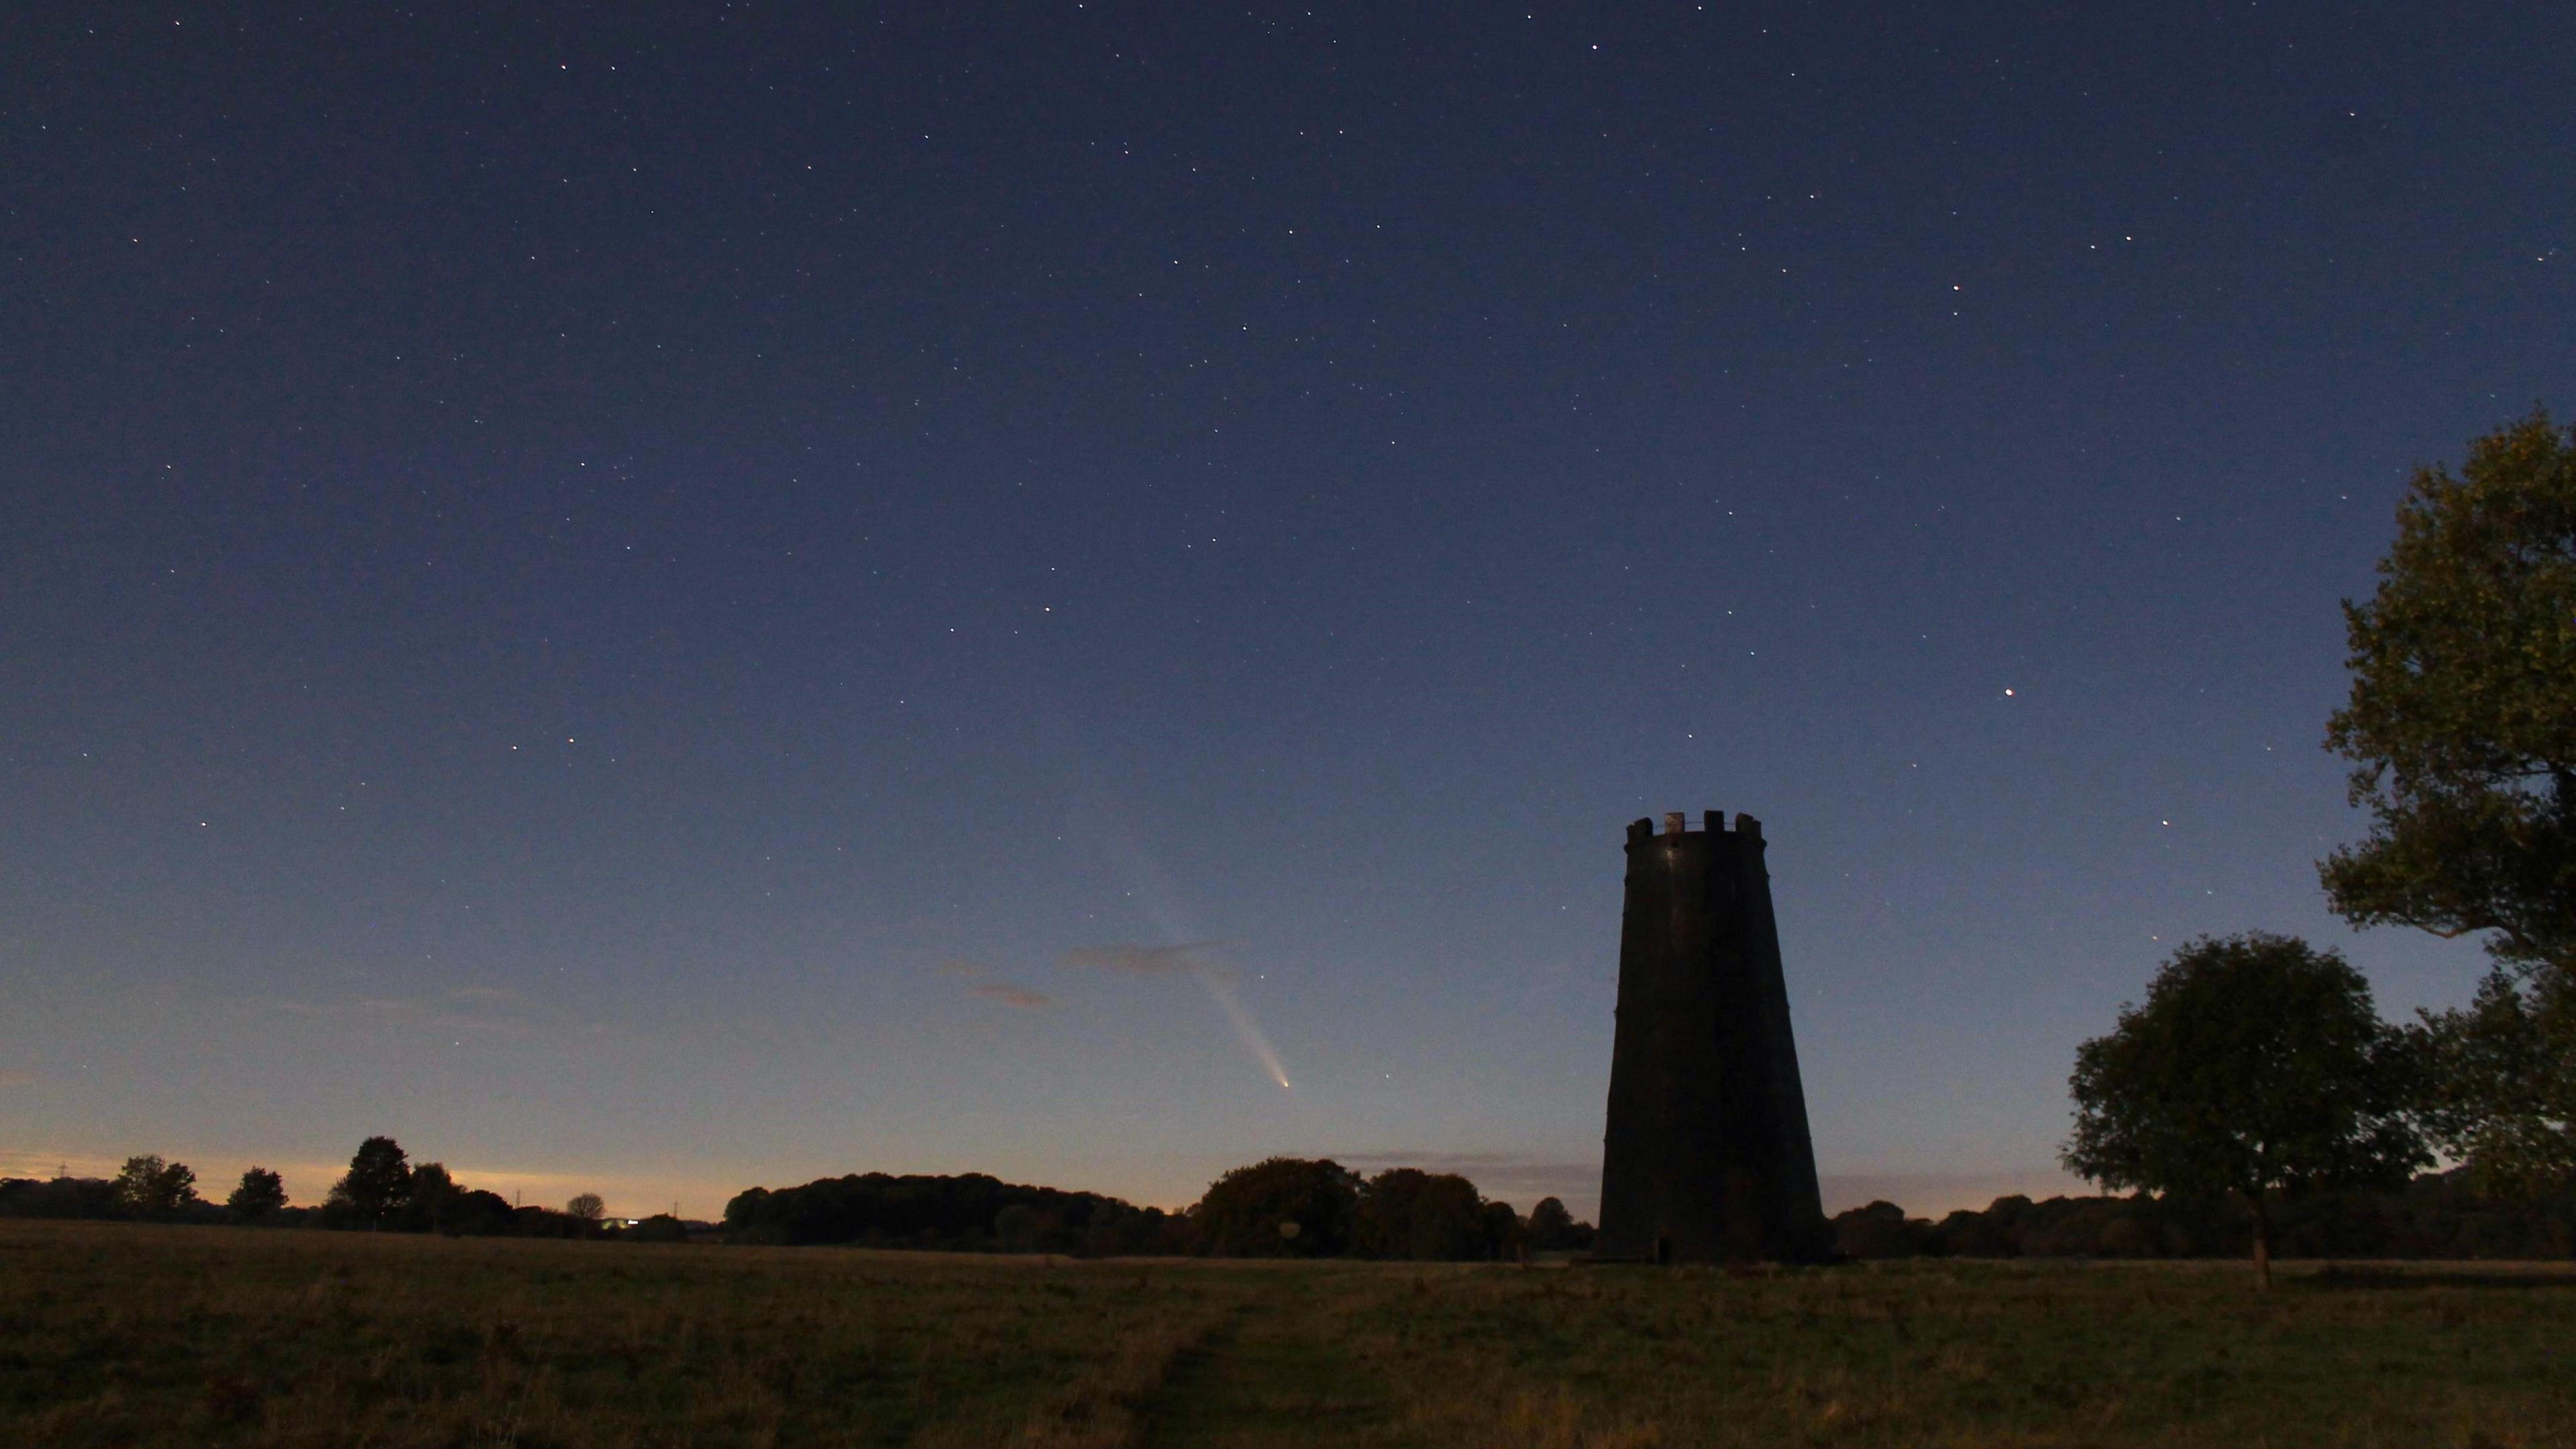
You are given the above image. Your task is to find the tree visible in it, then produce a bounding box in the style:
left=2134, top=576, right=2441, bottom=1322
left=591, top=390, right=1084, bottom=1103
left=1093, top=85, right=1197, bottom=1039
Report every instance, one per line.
left=1190, top=1157, right=1360, bottom=1256
left=328, top=1136, right=413, bottom=1228
left=622, top=1214, right=690, bottom=1244
left=1834, top=1201, right=1942, bottom=1260
left=566, top=1191, right=606, bottom=1224
left=2322, top=411, right=2576, bottom=1191
left=225, top=1167, right=287, bottom=1222
left=405, top=1163, right=461, bottom=1232
left=1353, top=1169, right=1491, bottom=1260
left=2063, top=933, right=2425, bottom=1289
left=1479, top=1199, right=1524, bottom=1262
left=2324, top=411, right=2576, bottom=975
left=444, top=1189, right=518, bottom=1237
left=2413, top=969, right=2576, bottom=1197
left=112, top=1155, right=199, bottom=1218
left=1525, top=1196, right=1578, bottom=1252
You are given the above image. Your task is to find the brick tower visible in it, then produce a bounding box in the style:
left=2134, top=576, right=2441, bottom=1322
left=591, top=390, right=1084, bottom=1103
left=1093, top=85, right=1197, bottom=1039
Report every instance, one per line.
left=1597, top=810, right=1833, bottom=1263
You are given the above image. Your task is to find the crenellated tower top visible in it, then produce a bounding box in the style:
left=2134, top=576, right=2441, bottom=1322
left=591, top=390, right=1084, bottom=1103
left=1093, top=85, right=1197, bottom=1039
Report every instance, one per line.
left=1623, top=810, right=1762, bottom=845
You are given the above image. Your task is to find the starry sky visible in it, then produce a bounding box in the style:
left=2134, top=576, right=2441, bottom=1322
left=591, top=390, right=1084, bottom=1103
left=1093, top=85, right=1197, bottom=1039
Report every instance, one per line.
left=5, top=3, right=2569, bottom=1222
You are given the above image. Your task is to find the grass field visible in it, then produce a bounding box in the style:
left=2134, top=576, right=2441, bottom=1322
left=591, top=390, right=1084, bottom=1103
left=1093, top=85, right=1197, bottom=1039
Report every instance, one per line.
left=2, top=1222, right=2571, bottom=1447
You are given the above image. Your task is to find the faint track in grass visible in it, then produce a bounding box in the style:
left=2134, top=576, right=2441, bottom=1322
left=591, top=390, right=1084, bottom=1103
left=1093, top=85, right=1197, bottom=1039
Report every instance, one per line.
left=989, top=1288, right=1255, bottom=1449
left=1137, top=1274, right=1425, bottom=1449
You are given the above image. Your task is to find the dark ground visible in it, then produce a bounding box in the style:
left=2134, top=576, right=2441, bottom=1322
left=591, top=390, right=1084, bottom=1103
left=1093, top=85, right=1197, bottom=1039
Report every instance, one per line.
left=3, top=1221, right=2571, bottom=1446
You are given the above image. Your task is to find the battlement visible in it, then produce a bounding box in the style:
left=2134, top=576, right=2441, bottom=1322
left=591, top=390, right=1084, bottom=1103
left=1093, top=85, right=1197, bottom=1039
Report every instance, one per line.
left=1625, top=810, right=1763, bottom=845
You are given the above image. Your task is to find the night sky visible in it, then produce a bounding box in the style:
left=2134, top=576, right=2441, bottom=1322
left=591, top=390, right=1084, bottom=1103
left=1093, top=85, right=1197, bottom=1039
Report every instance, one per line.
left=6, top=4, right=2568, bottom=1221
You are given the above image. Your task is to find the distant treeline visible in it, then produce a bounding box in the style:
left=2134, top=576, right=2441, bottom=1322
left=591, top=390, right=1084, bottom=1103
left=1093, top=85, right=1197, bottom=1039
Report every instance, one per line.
left=723, top=1173, right=1191, bottom=1253
left=1835, top=1169, right=2576, bottom=1262
left=0, top=1139, right=684, bottom=1242
left=1179, top=1157, right=1591, bottom=1260
left=23, top=1141, right=2571, bottom=1263
left=722, top=1157, right=1595, bottom=1260
left=0, top=1174, right=624, bottom=1238
left=1, top=1146, right=1584, bottom=1262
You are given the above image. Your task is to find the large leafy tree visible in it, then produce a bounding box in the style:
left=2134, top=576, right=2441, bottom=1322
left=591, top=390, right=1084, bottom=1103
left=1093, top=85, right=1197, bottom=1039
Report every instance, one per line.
left=1189, top=1157, right=1360, bottom=1256
left=2323, top=411, right=2576, bottom=1190
left=1351, top=1169, right=1489, bottom=1260
left=225, top=1166, right=288, bottom=1221
left=112, top=1155, right=199, bottom=1218
left=2063, top=934, right=2424, bottom=1289
left=328, top=1136, right=414, bottom=1228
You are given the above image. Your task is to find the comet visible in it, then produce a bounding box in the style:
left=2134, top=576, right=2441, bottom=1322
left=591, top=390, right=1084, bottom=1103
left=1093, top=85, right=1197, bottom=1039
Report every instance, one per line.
left=1067, top=790, right=1295, bottom=1092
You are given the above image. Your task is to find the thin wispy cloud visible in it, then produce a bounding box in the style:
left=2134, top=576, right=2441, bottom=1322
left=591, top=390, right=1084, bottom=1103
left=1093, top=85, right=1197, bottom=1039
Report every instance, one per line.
left=1063, top=941, right=1230, bottom=977
left=262, top=991, right=639, bottom=1048
left=941, top=961, right=1052, bottom=1010
left=272, top=996, right=538, bottom=1038
left=969, top=983, right=1053, bottom=1010
left=1334, top=1150, right=1597, bottom=1196
left=0, top=1071, right=33, bottom=1089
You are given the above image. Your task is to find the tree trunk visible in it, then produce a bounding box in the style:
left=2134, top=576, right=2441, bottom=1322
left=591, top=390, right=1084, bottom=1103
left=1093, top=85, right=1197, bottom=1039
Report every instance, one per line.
left=2246, top=1189, right=2272, bottom=1292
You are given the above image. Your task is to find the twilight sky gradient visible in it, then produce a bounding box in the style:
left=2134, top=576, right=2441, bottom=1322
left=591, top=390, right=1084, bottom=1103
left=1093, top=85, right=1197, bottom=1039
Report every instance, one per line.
left=5, top=4, right=2568, bottom=1222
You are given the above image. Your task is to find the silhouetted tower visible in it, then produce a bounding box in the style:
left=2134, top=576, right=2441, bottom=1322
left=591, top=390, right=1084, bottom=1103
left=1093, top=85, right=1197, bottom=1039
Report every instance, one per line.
left=1597, top=810, right=1833, bottom=1263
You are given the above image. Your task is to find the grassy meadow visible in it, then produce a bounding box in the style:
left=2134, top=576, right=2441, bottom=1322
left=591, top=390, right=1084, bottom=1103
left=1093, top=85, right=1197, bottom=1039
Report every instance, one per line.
left=2, top=1221, right=2571, bottom=1447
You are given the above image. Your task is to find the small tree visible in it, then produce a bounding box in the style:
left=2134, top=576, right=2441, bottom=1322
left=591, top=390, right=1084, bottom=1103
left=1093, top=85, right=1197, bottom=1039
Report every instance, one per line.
left=2063, top=933, right=2424, bottom=1289
left=225, top=1167, right=288, bottom=1222
left=566, top=1191, right=606, bottom=1224
left=1525, top=1196, right=1578, bottom=1252
left=328, top=1136, right=413, bottom=1228
left=112, top=1155, right=199, bottom=1218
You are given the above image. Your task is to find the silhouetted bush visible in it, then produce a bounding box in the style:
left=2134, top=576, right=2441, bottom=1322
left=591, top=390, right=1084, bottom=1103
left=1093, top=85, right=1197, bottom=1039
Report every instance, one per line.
left=1525, top=1196, right=1580, bottom=1251
left=0, top=1177, right=120, bottom=1219
left=323, top=1136, right=413, bottom=1230
left=722, top=1171, right=1186, bottom=1254
left=113, top=1155, right=201, bottom=1219
left=1838, top=1170, right=2576, bottom=1261
left=429, top=1189, right=519, bottom=1238
left=510, top=1205, right=596, bottom=1238
left=1353, top=1169, right=1495, bottom=1260
left=1189, top=1158, right=1361, bottom=1257
left=615, top=1214, right=692, bottom=1244
left=225, top=1167, right=288, bottom=1223
left=1834, top=1201, right=1946, bottom=1260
